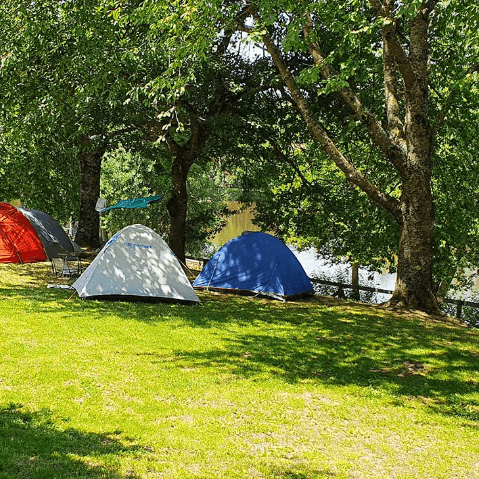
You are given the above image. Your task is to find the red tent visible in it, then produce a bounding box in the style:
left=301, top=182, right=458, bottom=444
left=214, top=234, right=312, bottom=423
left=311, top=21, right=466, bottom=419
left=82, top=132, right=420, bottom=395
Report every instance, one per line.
left=0, top=203, right=47, bottom=263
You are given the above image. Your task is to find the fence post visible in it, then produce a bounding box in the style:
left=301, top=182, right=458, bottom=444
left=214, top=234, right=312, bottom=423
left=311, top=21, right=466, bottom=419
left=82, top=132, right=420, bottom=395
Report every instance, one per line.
left=456, top=300, right=464, bottom=320
left=351, top=263, right=360, bottom=300
left=337, top=284, right=346, bottom=299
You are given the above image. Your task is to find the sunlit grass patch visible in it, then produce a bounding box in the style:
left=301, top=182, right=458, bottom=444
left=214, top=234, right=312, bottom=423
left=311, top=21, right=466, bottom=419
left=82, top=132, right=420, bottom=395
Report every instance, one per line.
left=1, top=263, right=479, bottom=478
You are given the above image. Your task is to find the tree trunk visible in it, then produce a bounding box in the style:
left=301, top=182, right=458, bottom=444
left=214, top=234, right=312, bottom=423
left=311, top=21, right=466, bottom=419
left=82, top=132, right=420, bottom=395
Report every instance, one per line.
left=75, top=141, right=104, bottom=249
left=385, top=11, right=440, bottom=314
left=167, top=155, right=191, bottom=265
left=164, top=110, right=211, bottom=264
left=386, top=111, right=439, bottom=313
left=351, top=262, right=360, bottom=301
left=386, top=179, right=438, bottom=313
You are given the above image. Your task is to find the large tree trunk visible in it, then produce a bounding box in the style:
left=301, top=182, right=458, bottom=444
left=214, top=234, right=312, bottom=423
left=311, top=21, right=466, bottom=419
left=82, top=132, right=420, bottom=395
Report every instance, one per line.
left=387, top=179, right=438, bottom=312
left=386, top=10, right=439, bottom=313
left=386, top=115, right=439, bottom=312
left=75, top=140, right=104, bottom=249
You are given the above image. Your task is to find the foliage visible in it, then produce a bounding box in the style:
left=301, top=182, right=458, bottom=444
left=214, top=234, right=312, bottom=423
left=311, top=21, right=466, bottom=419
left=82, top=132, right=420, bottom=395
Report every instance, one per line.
left=220, top=90, right=401, bottom=270
left=0, top=0, right=168, bottom=221
left=0, top=126, right=81, bottom=223
left=100, top=146, right=229, bottom=256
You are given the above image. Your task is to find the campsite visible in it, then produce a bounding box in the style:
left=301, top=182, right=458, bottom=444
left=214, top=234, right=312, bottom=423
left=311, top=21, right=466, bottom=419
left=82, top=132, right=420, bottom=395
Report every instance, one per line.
left=1, top=182, right=479, bottom=479
left=1, top=1, right=479, bottom=478
left=1, top=209, right=479, bottom=477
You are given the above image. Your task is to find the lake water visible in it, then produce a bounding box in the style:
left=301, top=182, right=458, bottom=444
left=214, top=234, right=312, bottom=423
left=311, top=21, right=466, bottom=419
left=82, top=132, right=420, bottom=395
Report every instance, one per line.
left=291, top=247, right=396, bottom=303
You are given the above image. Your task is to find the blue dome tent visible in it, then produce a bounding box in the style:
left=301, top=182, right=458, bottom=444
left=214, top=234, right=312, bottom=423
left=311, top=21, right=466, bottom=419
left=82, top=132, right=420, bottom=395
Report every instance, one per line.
left=193, top=232, right=313, bottom=301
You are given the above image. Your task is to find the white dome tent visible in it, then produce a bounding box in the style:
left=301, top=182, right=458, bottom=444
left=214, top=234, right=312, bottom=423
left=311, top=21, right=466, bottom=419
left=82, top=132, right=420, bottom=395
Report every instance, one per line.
left=73, top=224, right=199, bottom=304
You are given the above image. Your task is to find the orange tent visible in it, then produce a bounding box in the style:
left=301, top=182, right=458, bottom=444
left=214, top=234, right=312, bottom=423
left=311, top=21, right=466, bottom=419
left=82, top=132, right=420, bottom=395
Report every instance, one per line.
left=0, top=203, right=47, bottom=263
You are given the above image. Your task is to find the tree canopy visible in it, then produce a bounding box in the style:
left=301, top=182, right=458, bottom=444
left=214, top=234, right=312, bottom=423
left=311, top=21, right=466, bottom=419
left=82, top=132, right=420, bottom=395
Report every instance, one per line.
left=1, top=0, right=479, bottom=313
left=135, top=0, right=479, bottom=312
left=0, top=0, right=235, bottom=254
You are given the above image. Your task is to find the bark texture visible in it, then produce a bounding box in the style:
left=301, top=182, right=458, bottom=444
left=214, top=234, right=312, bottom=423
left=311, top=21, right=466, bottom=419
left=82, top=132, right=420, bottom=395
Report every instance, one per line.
left=74, top=138, right=104, bottom=248
left=385, top=7, right=439, bottom=312
left=167, top=150, right=196, bottom=265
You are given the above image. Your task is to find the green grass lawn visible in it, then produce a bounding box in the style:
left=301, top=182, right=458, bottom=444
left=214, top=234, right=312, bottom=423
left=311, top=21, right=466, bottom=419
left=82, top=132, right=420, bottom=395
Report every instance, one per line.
left=1, top=263, right=478, bottom=478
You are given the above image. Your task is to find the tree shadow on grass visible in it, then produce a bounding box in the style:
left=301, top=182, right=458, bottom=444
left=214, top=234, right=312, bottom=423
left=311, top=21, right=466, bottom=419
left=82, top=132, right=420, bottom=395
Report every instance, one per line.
left=0, top=263, right=55, bottom=287
left=3, top=273, right=479, bottom=427
left=0, top=404, right=143, bottom=479
left=170, top=298, right=479, bottom=426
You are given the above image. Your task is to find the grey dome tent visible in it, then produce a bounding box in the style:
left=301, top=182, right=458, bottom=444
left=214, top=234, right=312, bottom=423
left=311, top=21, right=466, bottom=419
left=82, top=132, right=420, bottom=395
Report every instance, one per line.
left=72, top=224, right=199, bottom=304
left=19, top=207, right=82, bottom=259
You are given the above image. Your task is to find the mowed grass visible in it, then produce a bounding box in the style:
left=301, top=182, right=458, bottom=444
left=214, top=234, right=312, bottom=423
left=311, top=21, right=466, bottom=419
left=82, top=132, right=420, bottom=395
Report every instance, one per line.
left=1, top=263, right=478, bottom=479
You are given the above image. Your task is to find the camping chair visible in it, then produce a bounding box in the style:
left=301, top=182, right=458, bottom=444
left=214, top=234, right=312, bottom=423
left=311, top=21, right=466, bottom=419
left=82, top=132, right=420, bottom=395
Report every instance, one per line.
left=50, top=254, right=84, bottom=278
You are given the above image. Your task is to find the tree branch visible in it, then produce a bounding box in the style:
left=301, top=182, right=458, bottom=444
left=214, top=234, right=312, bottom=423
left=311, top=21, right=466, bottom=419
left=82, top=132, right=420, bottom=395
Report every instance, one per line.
left=381, top=13, right=408, bottom=170
left=302, top=11, right=408, bottom=175
left=244, top=8, right=401, bottom=221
